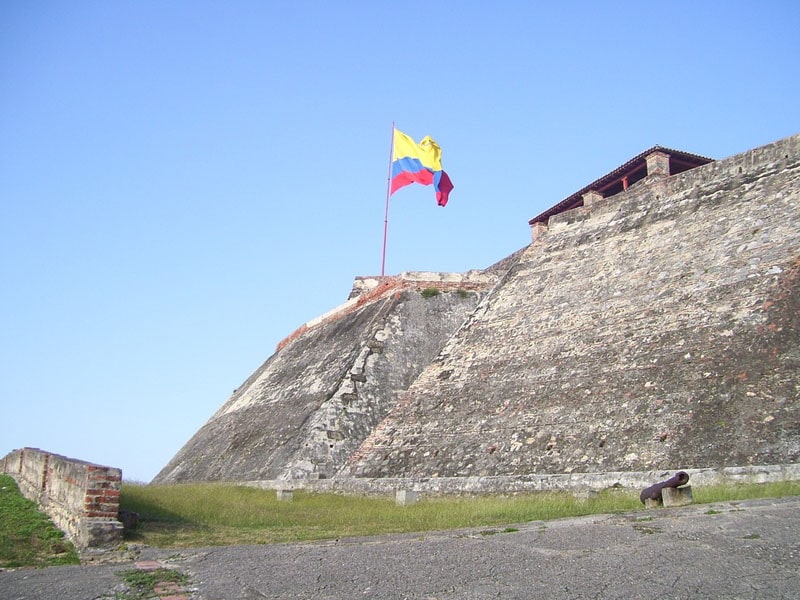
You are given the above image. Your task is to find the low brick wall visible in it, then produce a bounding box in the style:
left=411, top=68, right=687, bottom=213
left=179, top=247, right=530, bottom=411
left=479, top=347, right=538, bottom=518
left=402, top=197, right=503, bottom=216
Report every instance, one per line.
left=2, top=447, right=123, bottom=549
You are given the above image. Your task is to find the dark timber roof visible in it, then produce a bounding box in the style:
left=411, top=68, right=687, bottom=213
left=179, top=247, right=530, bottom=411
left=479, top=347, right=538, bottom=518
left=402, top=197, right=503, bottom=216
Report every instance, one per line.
left=529, top=146, right=714, bottom=225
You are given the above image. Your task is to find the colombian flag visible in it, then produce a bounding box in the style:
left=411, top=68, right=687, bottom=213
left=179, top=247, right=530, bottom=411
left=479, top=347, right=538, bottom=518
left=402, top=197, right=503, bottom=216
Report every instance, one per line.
left=390, top=128, right=454, bottom=206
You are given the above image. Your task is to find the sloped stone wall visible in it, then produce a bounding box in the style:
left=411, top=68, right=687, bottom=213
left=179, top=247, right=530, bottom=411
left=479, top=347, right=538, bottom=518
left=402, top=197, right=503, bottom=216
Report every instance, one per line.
left=153, top=281, right=491, bottom=484
left=348, top=133, right=800, bottom=478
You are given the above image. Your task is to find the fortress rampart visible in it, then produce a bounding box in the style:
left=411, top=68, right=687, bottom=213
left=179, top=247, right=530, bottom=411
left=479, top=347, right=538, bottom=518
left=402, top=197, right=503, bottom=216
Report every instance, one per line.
left=2, top=447, right=123, bottom=549
left=348, top=133, right=800, bottom=479
left=276, top=270, right=496, bottom=352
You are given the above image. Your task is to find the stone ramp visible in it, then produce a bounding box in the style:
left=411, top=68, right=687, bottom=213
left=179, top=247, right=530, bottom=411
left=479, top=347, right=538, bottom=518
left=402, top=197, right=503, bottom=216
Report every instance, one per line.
left=348, top=133, right=800, bottom=478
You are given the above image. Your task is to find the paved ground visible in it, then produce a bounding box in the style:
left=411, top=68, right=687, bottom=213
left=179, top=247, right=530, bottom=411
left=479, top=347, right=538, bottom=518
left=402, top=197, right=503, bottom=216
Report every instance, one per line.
left=2, top=497, right=799, bottom=600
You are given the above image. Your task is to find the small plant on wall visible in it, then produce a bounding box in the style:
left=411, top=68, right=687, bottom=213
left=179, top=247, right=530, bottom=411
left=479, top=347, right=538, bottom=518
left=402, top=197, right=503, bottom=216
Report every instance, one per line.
left=421, top=287, right=440, bottom=298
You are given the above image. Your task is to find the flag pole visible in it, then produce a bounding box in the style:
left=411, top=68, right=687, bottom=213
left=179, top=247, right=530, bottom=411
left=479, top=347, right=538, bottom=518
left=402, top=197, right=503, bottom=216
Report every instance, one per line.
left=381, top=122, right=395, bottom=277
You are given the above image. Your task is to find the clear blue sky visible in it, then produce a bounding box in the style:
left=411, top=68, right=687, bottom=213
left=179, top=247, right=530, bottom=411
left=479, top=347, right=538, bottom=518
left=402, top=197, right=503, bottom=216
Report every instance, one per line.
left=2, top=2, right=798, bottom=483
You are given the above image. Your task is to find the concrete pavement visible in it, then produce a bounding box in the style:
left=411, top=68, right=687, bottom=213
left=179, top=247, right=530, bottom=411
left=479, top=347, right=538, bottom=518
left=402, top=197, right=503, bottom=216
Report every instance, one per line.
left=2, top=496, right=799, bottom=599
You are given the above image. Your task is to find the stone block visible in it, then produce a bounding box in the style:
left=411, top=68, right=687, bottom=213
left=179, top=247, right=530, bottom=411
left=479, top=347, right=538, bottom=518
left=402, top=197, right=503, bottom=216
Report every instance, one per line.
left=646, top=150, right=671, bottom=177
left=396, top=489, right=418, bottom=506
left=276, top=489, right=294, bottom=502
left=582, top=190, right=604, bottom=207
left=644, top=497, right=662, bottom=509
left=572, top=489, right=598, bottom=502
left=662, top=485, right=693, bottom=507
left=118, top=509, right=139, bottom=529
left=77, top=517, right=124, bottom=548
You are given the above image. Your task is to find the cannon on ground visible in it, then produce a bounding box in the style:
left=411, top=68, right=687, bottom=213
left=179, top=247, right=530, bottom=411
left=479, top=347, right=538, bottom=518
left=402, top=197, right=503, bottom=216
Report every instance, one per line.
left=640, top=471, right=690, bottom=505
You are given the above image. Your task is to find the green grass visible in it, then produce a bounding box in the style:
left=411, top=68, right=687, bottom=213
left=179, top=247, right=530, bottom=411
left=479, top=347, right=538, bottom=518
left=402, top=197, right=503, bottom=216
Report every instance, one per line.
left=0, top=474, right=80, bottom=568
left=115, top=567, right=188, bottom=599
left=4, top=472, right=799, bottom=568
left=120, top=480, right=800, bottom=548
left=692, top=480, right=800, bottom=503
left=120, top=483, right=638, bottom=547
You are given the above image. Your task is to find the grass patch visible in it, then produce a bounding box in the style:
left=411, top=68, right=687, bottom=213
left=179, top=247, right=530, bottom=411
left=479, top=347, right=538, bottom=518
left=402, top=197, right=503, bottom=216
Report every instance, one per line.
left=420, top=287, right=440, bottom=298
left=0, top=474, right=80, bottom=568
left=633, top=523, right=662, bottom=535
left=116, top=567, right=188, bottom=599
left=692, top=480, right=800, bottom=503
left=120, top=483, right=640, bottom=548
left=118, top=480, right=800, bottom=549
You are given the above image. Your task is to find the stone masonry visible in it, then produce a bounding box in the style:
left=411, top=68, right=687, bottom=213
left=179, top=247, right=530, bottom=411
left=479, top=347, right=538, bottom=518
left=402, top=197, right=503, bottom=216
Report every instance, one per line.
left=153, top=273, right=495, bottom=483
left=347, top=133, right=800, bottom=478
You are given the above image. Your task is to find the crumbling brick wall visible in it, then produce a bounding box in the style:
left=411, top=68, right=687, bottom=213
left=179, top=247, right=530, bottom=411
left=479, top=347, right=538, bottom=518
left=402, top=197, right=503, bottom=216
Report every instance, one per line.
left=2, top=447, right=123, bottom=549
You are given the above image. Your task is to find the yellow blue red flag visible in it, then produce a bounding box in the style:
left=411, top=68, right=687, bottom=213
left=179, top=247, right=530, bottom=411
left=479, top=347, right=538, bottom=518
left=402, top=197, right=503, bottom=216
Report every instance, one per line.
left=390, top=128, right=453, bottom=206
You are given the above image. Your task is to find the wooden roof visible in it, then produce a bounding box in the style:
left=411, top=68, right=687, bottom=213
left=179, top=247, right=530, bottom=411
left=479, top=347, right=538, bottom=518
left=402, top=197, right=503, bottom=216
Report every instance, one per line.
left=529, top=146, right=714, bottom=225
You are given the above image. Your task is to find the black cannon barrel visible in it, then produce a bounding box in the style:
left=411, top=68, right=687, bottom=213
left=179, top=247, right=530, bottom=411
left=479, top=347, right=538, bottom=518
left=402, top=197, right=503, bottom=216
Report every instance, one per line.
left=640, top=471, right=690, bottom=504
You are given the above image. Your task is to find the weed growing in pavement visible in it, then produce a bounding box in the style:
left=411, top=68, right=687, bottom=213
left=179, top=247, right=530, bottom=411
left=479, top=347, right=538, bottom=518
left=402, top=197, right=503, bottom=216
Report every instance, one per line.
left=115, top=568, right=188, bottom=600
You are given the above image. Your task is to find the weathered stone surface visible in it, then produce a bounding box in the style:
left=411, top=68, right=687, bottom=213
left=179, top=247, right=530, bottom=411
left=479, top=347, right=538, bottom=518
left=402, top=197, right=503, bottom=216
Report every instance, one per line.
left=1, top=448, right=124, bottom=549
left=395, top=489, right=418, bottom=506
left=347, top=133, right=800, bottom=479
left=153, top=285, right=487, bottom=483
left=276, top=489, right=293, bottom=502
left=662, top=485, right=693, bottom=507
left=77, top=517, right=124, bottom=548
left=242, top=463, right=800, bottom=496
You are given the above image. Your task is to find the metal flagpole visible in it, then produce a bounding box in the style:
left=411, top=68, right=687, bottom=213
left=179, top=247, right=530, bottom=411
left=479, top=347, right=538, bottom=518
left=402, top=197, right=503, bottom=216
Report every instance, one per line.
left=381, top=122, right=395, bottom=277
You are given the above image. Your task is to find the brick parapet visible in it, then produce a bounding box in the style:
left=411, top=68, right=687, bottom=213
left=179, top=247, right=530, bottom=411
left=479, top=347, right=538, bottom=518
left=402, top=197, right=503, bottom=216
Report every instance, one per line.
left=1, top=447, right=123, bottom=549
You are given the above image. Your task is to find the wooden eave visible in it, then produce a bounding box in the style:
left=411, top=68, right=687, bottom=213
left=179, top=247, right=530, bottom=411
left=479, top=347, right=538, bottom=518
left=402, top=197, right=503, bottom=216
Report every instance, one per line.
left=528, top=146, right=714, bottom=226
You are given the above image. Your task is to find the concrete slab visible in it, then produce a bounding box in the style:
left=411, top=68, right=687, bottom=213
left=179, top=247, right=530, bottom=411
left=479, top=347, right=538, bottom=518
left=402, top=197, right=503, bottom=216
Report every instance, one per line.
left=2, top=496, right=799, bottom=599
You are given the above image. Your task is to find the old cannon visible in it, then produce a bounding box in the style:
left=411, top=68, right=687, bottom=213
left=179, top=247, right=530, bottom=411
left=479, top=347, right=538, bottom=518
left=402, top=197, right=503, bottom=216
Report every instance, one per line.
left=639, top=471, right=690, bottom=504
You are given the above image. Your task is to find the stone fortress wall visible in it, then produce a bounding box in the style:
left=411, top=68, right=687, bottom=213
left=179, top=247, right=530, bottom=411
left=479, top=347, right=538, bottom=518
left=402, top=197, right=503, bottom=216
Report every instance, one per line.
left=347, top=133, right=800, bottom=479
left=152, top=132, right=800, bottom=490
left=153, top=272, right=499, bottom=484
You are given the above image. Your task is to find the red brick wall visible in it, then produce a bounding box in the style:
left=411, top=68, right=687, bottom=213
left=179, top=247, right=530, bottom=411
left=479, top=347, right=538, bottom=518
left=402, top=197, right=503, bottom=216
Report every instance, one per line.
left=1, top=447, right=123, bottom=548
